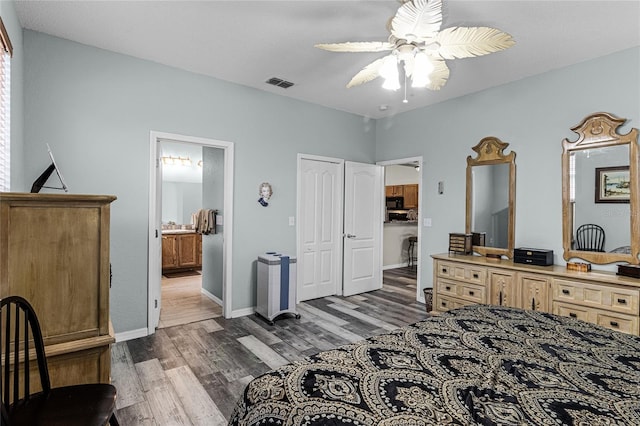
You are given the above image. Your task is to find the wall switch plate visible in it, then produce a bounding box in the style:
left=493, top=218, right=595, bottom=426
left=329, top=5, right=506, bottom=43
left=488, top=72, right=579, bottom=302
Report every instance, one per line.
left=216, top=214, right=223, bottom=226
left=288, top=216, right=295, bottom=226
left=424, top=218, right=432, bottom=227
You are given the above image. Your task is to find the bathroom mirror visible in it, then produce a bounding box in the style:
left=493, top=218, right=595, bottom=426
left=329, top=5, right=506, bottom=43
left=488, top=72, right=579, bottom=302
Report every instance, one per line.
left=466, top=137, right=516, bottom=258
left=562, top=112, right=639, bottom=264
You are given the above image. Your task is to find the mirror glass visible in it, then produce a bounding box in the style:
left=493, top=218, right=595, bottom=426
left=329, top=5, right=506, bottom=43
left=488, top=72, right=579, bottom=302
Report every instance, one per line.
left=570, top=145, right=630, bottom=252
left=471, top=163, right=510, bottom=249
left=562, top=112, right=639, bottom=264
left=465, top=137, right=516, bottom=258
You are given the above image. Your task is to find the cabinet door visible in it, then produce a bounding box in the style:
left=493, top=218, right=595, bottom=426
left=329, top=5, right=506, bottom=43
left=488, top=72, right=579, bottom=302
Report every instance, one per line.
left=519, top=274, right=550, bottom=312
left=162, top=235, right=179, bottom=269
left=489, top=270, right=516, bottom=306
left=403, top=184, right=419, bottom=208
left=385, top=185, right=404, bottom=197
left=178, top=233, right=198, bottom=267
left=385, top=186, right=394, bottom=197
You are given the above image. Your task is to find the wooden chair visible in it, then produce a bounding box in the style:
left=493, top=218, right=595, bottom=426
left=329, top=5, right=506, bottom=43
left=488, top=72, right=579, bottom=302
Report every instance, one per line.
left=575, top=224, right=605, bottom=252
left=1, top=296, right=119, bottom=426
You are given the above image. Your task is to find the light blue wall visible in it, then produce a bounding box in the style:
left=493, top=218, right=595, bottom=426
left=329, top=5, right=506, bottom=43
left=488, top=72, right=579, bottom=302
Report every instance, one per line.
left=22, top=30, right=376, bottom=333
left=0, top=1, right=24, bottom=190
left=376, top=47, right=640, bottom=288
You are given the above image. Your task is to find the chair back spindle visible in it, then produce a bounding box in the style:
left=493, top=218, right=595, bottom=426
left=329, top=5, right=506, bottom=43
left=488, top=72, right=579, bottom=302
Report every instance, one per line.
left=1, top=296, right=51, bottom=418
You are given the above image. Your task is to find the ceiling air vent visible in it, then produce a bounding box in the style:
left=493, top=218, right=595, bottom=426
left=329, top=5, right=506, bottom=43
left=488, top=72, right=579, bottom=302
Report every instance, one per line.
left=266, top=77, right=294, bottom=89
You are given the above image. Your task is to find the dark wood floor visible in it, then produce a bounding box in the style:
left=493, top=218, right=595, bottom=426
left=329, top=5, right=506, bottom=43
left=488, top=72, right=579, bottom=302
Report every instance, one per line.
left=111, top=267, right=425, bottom=425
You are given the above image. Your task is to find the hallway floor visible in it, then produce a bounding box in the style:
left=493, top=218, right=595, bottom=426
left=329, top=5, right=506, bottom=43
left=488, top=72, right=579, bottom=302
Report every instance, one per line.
left=158, top=272, right=222, bottom=329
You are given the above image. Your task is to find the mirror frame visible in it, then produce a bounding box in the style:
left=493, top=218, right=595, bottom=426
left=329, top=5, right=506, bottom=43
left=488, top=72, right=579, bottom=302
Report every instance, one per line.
left=562, top=112, right=639, bottom=264
left=465, top=136, right=516, bottom=259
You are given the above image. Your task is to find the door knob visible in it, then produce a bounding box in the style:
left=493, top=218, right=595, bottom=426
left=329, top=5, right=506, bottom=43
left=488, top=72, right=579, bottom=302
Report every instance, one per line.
left=345, top=234, right=356, bottom=239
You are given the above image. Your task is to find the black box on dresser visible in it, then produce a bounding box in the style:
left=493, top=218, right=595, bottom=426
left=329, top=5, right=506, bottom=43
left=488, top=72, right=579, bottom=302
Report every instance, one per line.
left=618, top=264, right=640, bottom=279
left=513, top=248, right=553, bottom=266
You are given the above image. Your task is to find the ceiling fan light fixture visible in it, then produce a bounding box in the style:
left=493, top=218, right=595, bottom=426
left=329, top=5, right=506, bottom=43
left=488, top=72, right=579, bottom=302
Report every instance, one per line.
left=315, top=0, right=515, bottom=94
left=380, top=55, right=400, bottom=91
left=411, top=52, right=434, bottom=88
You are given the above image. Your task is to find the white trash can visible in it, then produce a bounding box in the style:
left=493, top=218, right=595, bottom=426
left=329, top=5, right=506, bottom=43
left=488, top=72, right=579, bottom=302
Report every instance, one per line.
left=255, top=253, right=300, bottom=325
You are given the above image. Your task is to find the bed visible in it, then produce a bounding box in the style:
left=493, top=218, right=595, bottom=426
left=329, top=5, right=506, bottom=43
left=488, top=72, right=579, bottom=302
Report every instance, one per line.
left=230, top=304, right=640, bottom=425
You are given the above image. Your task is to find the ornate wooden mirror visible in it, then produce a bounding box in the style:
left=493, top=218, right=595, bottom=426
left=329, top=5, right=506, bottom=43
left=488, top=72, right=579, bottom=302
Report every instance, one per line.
left=562, top=112, right=639, bottom=264
left=465, top=137, right=516, bottom=259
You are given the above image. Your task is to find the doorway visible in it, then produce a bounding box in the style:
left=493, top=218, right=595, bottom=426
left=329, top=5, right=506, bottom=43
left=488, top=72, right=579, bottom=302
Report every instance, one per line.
left=156, top=141, right=222, bottom=328
left=148, top=131, right=234, bottom=335
left=377, top=157, right=423, bottom=303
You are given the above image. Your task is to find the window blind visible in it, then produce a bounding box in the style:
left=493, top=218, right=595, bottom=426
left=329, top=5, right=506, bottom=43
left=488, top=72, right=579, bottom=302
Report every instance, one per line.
left=0, top=17, right=11, bottom=191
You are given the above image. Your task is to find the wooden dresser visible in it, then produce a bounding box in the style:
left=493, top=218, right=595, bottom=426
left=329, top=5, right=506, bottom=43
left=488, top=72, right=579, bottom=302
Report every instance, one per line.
left=432, top=253, right=640, bottom=335
left=0, top=192, right=116, bottom=387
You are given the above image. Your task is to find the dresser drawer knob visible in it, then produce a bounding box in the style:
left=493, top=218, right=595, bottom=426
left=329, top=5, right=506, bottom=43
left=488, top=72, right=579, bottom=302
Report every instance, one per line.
left=617, top=298, right=627, bottom=304
left=473, top=273, right=479, bottom=279
left=562, top=289, right=570, bottom=295
left=610, top=321, right=619, bottom=327
left=569, top=312, right=577, bottom=318
left=442, top=268, right=448, bottom=273
left=445, top=286, right=451, bottom=291
left=469, top=291, right=475, bottom=296
left=441, top=301, right=447, bottom=307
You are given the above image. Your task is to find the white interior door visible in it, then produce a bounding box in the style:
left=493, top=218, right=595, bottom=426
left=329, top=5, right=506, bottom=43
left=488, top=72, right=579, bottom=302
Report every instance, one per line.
left=343, top=161, right=383, bottom=296
left=149, top=142, right=163, bottom=330
left=298, top=158, right=343, bottom=301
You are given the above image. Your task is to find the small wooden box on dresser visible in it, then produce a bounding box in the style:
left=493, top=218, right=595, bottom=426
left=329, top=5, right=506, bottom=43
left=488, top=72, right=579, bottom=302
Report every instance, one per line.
left=0, top=192, right=116, bottom=389
left=432, top=253, right=640, bottom=335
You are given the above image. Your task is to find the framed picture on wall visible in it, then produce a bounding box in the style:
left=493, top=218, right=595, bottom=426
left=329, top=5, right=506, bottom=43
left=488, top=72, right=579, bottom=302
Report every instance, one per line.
left=595, top=166, right=630, bottom=203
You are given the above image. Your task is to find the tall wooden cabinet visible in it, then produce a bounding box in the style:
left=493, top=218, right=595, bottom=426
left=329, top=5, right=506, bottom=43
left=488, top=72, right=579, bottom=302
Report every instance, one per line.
left=0, top=192, right=116, bottom=388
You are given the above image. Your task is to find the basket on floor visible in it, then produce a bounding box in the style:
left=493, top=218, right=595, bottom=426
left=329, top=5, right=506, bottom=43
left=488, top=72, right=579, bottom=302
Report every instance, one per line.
left=423, top=288, right=433, bottom=312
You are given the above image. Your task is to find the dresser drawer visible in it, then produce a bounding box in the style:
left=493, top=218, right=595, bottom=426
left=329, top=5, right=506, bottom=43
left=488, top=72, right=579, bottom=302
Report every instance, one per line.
left=552, top=301, right=590, bottom=322
left=435, top=294, right=474, bottom=312
left=437, top=279, right=485, bottom=304
left=595, top=312, right=639, bottom=335
left=553, top=301, right=639, bottom=335
left=458, top=282, right=485, bottom=304
left=552, top=279, right=640, bottom=315
left=436, top=278, right=458, bottom=298
left=436, top=261, right=486, bottom=285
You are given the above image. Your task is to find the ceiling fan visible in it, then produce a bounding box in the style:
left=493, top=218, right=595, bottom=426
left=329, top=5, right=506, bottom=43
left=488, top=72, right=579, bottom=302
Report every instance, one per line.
left=315, top=0, right=515, bottom=92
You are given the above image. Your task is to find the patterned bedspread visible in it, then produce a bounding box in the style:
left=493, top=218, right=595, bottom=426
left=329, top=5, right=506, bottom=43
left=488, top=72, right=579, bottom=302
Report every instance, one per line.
left=229, top=305, right=640, bottom=425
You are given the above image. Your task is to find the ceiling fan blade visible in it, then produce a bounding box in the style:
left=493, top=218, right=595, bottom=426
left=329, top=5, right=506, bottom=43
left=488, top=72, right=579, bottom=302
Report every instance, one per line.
left=315, top=41, right=394, bottom=53
left=390, top=0, right=442, bottom=42
left=426, top=56, right=450, bottom=90
left=436, top=26, right=515, bottom=59
left=346, top=56, right=388, bottom=88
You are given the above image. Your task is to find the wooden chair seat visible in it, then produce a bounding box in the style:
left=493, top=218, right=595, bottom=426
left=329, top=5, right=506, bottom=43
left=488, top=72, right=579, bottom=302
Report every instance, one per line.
left=9, top=384, right=117, bottom=426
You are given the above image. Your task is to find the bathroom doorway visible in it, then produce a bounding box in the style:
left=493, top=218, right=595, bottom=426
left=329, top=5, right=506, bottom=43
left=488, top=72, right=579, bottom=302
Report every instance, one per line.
left=148, top=131, right=234, bottom=335
left=157, top=141, right=221, bottom=328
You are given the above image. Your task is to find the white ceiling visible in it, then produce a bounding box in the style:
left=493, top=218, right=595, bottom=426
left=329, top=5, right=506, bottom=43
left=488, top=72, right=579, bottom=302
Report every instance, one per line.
left=14, top=1, right=640, bottom=119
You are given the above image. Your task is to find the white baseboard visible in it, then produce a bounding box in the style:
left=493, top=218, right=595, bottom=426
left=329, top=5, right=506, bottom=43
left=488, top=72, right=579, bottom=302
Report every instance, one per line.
left=115, top=327, right=148, bottom=343
left=383, top=263, right=408, bottom=270
left=231, top=307, right=255, bottom=318
left=201, top=287, right=223, bottom=306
